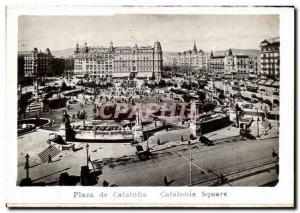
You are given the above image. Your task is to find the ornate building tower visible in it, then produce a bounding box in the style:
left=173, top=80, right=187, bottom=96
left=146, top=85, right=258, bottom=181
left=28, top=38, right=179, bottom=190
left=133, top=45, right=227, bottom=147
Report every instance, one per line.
left=84, top=41, right=89, bottom=53
left=225, top=48, right=235, bottom=77
left=109, top=41, right=114, bottom=52
left=75, top=43, right=79, bottom=54
left=153, top=41, right=162, bottom=80
left=193, top=40, right=197, bottom=53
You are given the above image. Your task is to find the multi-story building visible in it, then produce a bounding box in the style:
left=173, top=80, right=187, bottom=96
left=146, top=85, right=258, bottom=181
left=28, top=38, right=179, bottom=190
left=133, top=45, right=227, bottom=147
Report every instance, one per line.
left=208, top=51, right=225, bottom=77
left=224, top=49, right=234, bottom=75
left=64, top=57, right=75, bottom=78
left=73, top=42, right=114, bottom=79
left=178, top=41, right=208, bottom=71
left=18, top=55, right=25, bottom=80
left=259, top=37, right=280, bottom=79
left=234, top=55, right=250, bottom=79
left=37, top=48, right=53, bottom=77
left=208, top=49, right=259, bottom=79
left=163, top=52, right=178, bottom=67
left=18, top=48, right=62, bottom=78
left=18, top=48, right=39, bottom=77
left=248, top=55, right=259, bottom=78
left=73, top=41, right=163, bottom=80
left=52, top=58, right=65, bottom=76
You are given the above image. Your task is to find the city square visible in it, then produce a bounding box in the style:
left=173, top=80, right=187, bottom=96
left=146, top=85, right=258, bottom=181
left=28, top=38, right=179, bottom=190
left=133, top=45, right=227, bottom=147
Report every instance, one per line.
left=17, top=15, right=280, bottom=187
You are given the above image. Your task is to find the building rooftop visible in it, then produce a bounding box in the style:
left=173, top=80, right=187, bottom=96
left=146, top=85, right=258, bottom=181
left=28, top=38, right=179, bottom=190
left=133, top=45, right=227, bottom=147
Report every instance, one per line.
left=260, top=37, right=280, bottom=46
left=211, top=55, right=225, bottom=59
left=235, top=55, right=249, bottom=58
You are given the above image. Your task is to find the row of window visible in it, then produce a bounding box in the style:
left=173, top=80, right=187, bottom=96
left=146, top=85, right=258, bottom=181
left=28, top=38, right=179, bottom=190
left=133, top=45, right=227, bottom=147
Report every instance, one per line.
left=112, top=62, right=161, bottom=66
left=262, top=47, right=279, bottom=52
left=210, top=65, right=225, bottom=68
left=115, top=67, right=154, bottom=71
left=260, top=53, right=279, bottom=58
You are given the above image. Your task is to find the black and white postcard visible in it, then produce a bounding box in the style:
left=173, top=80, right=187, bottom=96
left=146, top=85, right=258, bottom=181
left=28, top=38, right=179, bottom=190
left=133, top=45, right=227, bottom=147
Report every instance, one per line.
left=5, top=5, right=295, bottom=208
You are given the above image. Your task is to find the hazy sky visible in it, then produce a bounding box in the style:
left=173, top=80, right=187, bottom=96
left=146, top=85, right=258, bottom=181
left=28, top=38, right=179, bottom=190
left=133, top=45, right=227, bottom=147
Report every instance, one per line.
left=18, top=15, right=279, bottom=52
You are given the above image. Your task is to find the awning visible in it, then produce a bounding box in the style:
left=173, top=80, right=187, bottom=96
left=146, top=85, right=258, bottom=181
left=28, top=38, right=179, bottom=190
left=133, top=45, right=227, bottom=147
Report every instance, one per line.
left=272, top=81, right=280, bottom=87
left=136, top=72, right=152, bottom=78
left=258, top=79, right=267, bottom=85
left=253, top=78, right=261, bottom=83
left=112, top=72, right=130, bottom=78
left=264, top=79, right=274, bottom=86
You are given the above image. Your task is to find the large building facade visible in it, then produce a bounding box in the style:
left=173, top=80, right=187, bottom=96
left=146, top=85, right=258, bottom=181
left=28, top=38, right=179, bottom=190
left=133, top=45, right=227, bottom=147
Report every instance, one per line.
left=18, top=55, right=25, bottom=80
left=208, top=49, right=259, bottom=79
left=259, top=37, right=280, bottom=79
left=178, top=41, right=208, bottom=71
left=18, top=48, right=65, bottom=78
left=73, top=41, right=163, bottom=80
left=208, top=52, right=225, bottom=77
left=163, top=52, right=178, bottom=67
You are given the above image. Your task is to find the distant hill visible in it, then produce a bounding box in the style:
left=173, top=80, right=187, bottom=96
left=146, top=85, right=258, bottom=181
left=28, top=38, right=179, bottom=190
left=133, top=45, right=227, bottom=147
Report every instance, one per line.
left=52, top=48, right=74, bottom=58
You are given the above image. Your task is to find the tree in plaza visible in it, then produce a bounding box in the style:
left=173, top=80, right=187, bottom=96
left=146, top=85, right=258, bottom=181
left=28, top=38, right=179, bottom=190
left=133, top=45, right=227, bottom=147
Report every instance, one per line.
left=84, top=73, right=89, bottom=82
left=61, top=81, right=67, bottom=91
left=181, top=82, right=192, bottom=90
left=158, top=80, right=166, bottom=88
left=18, top=92, right=33, bottom=118
left=197, top=91, right=206, bottom=102
left=182, top=93, right=191, bottom=103
left=203, top=102, right=216, bottom=113
left=150, top=72, right=156, bottom=81
left=218, top=92, right=225, bottom=100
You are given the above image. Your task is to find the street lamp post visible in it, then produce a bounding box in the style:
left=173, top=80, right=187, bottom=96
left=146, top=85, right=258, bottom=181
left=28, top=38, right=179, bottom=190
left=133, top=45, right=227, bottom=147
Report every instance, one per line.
left=256, top=109, right=260, bottom=138
left=146, top=131, right=149, bottom=151
left=86, top=143, right=89, bottom=167
left=189, top=148, right=192, bottom=186
left=25, top=154, right=30, bottom=179
left=276, top=113, right=279, bottom=135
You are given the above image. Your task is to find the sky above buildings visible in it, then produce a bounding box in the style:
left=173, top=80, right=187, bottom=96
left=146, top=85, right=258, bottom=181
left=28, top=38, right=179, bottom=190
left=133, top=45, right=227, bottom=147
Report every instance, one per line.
left=18, top=14, right=279, bottom=52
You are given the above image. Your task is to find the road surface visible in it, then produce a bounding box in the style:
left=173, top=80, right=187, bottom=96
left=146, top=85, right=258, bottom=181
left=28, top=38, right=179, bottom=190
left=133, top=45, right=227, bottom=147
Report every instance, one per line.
left=97, top=137, right=278, bottom=186
left=17, top=129, right=278, bottom=186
